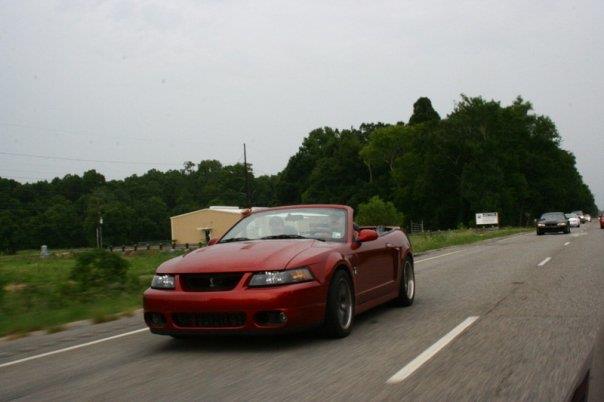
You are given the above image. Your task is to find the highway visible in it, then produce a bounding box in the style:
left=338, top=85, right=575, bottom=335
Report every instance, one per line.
left=1, top=223, right=603, bottom=401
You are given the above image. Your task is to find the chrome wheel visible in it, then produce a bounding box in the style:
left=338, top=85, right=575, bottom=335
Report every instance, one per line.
left=404, top=260, right=415, bottom=300
left=395, top=258, right=415, bottom=307
left=336, top=280, right=353, bottom=329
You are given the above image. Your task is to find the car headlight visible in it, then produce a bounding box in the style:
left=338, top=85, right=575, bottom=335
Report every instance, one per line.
left=249, top=268, right=314, bottom=287
left=151, top=274, right=175, bottom=289
left=557, top=222, right=567, bottom=226
left=537, top=223, right=545, bottom=227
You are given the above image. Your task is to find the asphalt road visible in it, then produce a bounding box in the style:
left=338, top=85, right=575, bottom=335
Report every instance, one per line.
left=1, top=223, right=603, bottom=401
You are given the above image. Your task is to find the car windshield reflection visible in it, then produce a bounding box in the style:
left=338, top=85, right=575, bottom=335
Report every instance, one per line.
left=220, top=208, right=346, bottom=243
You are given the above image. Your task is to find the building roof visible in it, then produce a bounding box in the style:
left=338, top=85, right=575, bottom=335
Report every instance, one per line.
left=170, top=206, right=266, bottom=220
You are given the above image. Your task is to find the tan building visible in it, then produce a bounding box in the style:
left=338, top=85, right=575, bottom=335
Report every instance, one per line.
left=170, top=206, right=245, bottom=245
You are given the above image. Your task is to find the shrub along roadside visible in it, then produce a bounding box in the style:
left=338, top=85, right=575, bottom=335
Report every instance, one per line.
left=0, top=228, right=530, bottom=337
left=0, top=250, right=180, bottom=337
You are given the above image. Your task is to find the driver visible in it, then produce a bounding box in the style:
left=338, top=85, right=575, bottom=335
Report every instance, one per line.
left=268, top=216, right=297, bottom=235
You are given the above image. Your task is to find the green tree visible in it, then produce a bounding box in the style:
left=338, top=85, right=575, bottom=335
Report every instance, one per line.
left=356, top=196, right=404, bottom=227
left=408, top=97, right=440, bottom=125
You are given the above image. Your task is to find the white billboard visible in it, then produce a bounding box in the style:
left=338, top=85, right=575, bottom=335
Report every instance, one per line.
left=475, top=212, right=499, bottom=225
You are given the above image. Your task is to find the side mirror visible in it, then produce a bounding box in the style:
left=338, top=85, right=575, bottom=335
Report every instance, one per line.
left=208, top=238, right=219, bottom=246
left=357, top=229, right=378, bottom=242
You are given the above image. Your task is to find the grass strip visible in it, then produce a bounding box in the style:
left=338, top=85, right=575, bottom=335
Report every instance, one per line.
left=409, top=227, right=531, bottom=253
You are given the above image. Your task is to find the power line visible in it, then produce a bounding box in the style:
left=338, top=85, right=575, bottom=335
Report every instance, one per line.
left=0, top=151, right=182, bottom=167
left=0, top=122, right=219, bottom=147
left=1, top=175, right=50, bottom=181
left=0, top=167, right=79, bottom=175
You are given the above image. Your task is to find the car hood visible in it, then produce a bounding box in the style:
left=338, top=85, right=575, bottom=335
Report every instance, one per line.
left=157, top=240, right=326, bottom=274
left=538, top=219, right=565, bottom=224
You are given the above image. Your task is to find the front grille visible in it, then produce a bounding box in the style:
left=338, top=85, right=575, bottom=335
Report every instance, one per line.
left=172, top=312, right=246, bottom=328
left=180, top=273, right=243, bottom=292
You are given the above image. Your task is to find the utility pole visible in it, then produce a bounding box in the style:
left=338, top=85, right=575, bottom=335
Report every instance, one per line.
left=243, top=143, right=251, bottom=208
left=96, top=216, right=104, bottom=248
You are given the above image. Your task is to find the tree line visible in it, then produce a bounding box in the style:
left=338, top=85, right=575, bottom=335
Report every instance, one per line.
left=0, top=95, right=597, bottom=252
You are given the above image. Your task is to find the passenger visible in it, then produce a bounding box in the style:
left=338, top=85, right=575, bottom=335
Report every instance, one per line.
left=327, top=213, right=346, bottom=240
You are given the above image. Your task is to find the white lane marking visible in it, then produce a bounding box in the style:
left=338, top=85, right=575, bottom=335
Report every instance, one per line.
left=0, top=328, right=148, bottom=369
left=386, top=316, right=479, bottom=384
left=537, top=257, right=551, bottom=267
left=415, top=250, right=462, bottom=264
left=564, top=242, right=570, bottom=246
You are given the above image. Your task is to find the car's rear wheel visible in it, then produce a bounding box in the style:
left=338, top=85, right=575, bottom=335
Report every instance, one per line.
left=394, top=258, right=415, bottom=307
left=323, top=270, right=354, bottom=338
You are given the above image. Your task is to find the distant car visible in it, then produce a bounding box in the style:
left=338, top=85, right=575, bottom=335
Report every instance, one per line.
left=144, top=204, right=415, bottom=338
left=536, top=212, right=570, bottom=235
left=571, top=210, right=586, bottom=223
left=584, top=214, right=591, bottom=222
left=565, top=213, right=580, bottom=228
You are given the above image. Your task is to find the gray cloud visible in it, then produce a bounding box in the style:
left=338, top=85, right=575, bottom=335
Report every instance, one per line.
left=1, top=0, right=602, bottom=206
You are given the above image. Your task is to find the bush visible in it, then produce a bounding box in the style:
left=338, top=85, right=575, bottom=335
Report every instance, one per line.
left=70, top=249, right=129, bottom=291
left=356, top=196, right=404, bottom=227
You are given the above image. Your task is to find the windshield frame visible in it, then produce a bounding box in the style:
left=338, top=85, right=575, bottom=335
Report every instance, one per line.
left=219, top=206, right=351, bottom=244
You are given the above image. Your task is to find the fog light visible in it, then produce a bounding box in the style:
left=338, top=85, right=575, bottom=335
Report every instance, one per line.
left=145, top=312, right=166, bottom=328
left=278, top=312, right=288, bottom=323
left=254, top=311, right=288, bottom=325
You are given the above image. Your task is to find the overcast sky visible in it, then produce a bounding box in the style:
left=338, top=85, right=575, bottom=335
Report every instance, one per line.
left=1, top=1, right=603, bottom=207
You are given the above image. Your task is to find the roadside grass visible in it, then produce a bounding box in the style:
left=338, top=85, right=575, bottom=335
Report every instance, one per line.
left=0, top=249, right=182, bottom=337
left=409, top=227, right=532, bottom=253
left=0, top=227, right=531, bottom=337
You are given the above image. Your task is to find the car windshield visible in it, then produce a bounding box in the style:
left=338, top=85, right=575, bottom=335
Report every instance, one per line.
left=565, top=214, right=577, bottom=219
left=220, top=208, right=347, bottom=243
left=541, top=212, right=564, bottom=220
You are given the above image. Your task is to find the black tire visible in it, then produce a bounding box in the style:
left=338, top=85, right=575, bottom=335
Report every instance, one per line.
left=170, top=334, right=191, bottom=339
left=323, top=270, right=354, bottom=338
left=394, top=258, right=415, bottom=307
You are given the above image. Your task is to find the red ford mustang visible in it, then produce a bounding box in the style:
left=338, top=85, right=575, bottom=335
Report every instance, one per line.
left=143, top=204, right=415, bottom=338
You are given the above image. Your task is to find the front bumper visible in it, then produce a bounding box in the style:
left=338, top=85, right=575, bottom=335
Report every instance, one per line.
left=537, top=225, right=568, bottom=232
left=143, top=276, right=326, bottom=335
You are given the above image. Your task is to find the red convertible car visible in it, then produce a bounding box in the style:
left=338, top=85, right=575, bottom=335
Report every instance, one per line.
left=143, top=204, right=414, bottom=338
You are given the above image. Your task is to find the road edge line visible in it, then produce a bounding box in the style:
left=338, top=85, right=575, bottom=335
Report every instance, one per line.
left=0, top=328, right=148, bottom=369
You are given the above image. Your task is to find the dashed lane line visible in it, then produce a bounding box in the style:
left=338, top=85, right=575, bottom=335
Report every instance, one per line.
left=537, top=257, right=551, bottom=267
left=387, top=316, right=480, bottom=384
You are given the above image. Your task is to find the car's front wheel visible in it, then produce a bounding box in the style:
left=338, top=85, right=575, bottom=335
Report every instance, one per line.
left=323, top=270, right=354, bottom=338
left=394, top=257, right=415, bottom=307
